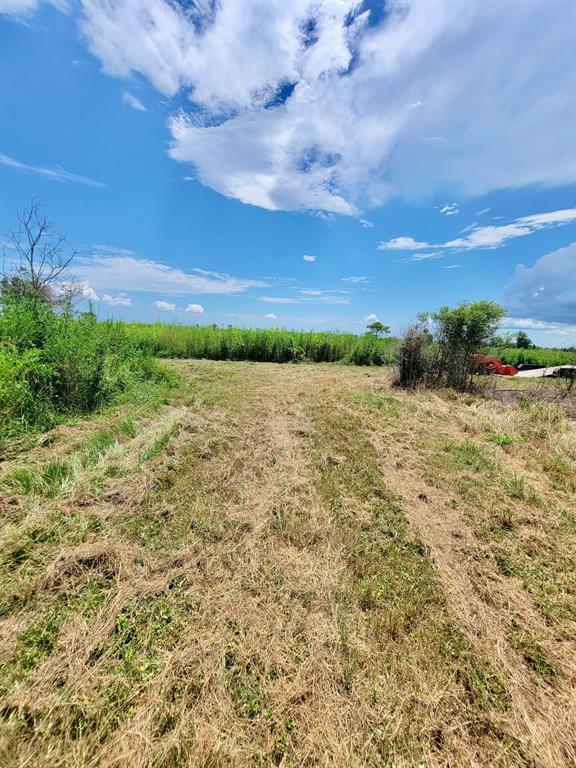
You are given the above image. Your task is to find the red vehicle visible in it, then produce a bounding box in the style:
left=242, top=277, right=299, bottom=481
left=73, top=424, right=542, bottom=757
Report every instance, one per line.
left=472, top=355, right=517, bottom=376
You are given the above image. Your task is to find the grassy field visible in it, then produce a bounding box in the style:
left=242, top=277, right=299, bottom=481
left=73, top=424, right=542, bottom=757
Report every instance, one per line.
left=0, top=361, right=574, bottom=767
left=123, top=321, right=397, bottom=365
left=492, top=347, right=575, bottom=368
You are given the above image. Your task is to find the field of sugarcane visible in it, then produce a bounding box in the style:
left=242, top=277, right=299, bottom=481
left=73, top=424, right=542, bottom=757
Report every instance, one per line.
left=122, top=321, right=398, bottom=365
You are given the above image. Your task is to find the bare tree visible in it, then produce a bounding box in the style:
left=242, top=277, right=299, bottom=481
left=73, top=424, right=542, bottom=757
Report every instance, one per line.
left=1, top=200, right=79, bottom=304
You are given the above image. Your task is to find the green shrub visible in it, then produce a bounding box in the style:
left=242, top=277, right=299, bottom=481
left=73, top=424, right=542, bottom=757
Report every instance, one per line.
left=0, top=296, right=169, bottom=445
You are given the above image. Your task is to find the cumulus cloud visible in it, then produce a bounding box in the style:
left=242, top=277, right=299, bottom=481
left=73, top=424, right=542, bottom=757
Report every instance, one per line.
left=154, top=300, right=176, bottom=311
left=378, top=208, right=576, bottom=252
left=78, top=0, right=575, bottom=214
left=102, top=293, right=132, bottom=306
left=184, top=303, right=204, bottom=313
left=359, top=219, right=374, bottom=228
left=364, top=313, right=378, bottom=322
left=264, top=313, right=277, bottom=320
left=0, top=152, right=105, bottom=188
left=122, top=91, right=146, bottom=111
left=76, top=250, right=263, bottom=295
left=505, top=242, right=576, bottom=324
left=303, top=254, right=316, bottom=262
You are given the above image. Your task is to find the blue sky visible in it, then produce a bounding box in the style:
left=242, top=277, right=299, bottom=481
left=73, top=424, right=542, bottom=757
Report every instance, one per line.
left=1, top=0, right=575, bottom=346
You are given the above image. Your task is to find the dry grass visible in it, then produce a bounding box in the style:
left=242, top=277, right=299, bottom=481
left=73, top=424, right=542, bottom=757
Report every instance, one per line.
left=0, top=360, right=574, bottom=767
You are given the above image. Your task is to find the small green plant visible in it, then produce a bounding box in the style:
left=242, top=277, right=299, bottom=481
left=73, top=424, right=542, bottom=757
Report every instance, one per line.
left=486, top=433, right=518, bottom=447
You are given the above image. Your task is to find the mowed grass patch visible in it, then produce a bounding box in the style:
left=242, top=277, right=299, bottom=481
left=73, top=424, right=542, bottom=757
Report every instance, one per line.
left=0, top=361, right=573, bottom=768
left=304, top=394, right=516, bottom=764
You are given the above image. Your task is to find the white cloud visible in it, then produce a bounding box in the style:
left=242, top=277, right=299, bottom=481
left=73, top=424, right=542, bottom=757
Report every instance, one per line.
left=184, top=303, right=204, bottom=313
left=444, top=209, right=576, bottom=250
left=78, top=0, right=576, bottom=214
left=405, top=252, right=443, bottom=262
left=476, top=207, right=490, bottom=216
left=0, top=0, right=68, bottom=18
left=378, top=208, right=576, bottom=252
left=0, top=0, right=38, bottom=16
left=154, top=300, right=176, bottom=311
left=303, top=254, right=316, bottom=262
left=342, top=276, right=370, bottom=284
left=364, top=313, right=379, bottom=322
left=77, top=250, right=264, bottom=295
left=258, top=292, right=350, bottom=305
left=444, top=265, right=460, bottom=269
left=501, top=317, right=566, bottom=331
left=505, top=242, right=576, bottom=324
left=439, top=203, right=459, bottom=216
left=57, top=280, right=100, bottom=301
left=264, top=312, right=277, bottom=320
left=259, top=296, right=301, bottom=305
left=102, top=293, right=133, bottom=306
left=359, top=218, right=374, bottom=229
left=122, top=91, right=146, bottom=111
left=0, top=152, right=105, bottom=188
left=377, top=236, right=432, bottom=251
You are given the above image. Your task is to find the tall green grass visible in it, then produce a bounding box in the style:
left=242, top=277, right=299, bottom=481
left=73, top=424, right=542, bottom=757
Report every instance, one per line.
left=0, top=297, right=170, bottom=446
left=490, top=347, right=575, bottom=368
left=123, top=322, right=398, bottom=366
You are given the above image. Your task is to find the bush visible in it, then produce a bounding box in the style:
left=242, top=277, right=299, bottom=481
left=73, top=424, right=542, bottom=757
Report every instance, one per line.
left=396, top=301, right=505, bottom=392
left=397, top=322, right=431, bottom=388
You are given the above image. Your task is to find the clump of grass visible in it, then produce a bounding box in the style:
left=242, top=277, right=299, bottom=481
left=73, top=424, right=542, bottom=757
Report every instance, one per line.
left=486, top=432, right=518, bottom=447
left=444, top=440, right=494, bottom=473
left=1, top=459, right=74, bottom=498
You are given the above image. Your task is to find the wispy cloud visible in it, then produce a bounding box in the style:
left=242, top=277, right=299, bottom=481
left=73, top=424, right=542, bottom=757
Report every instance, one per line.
left=439, top=203, right=459, bottom=216
left=78, top=250, right=264, bottom=295
left=342, top=276, right=370, bottom=284
left=122, top=91, right=146, bottom=111
left=258, top=292, right=350, bottom=305
left=405, top=253, right=443, bottom=262
left=359, top=219, right=374, bottom=229
left=258, top=296, right=302, bottom=305
left=0, top=152, right=105, bottom=188
left=476, top=207, right=491, bottom=216
left=264, top=312, right=277, bottom=320
left=0, top=0, right=69, bottom=19
left=378, top=208, right=576, bottom=254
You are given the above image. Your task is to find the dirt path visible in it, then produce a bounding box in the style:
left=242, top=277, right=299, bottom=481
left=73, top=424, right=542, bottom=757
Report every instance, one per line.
left=0, top=361, right=574, bottom=768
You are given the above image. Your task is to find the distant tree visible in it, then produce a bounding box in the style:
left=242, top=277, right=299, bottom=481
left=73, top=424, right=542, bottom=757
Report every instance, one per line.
left=366, top=320, right=390, bottom=338
left=515, top=331, right=533, bottom=349
left=1, top=200, right=79, bottom=306
left=489, top=333, right=514, bottom=349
